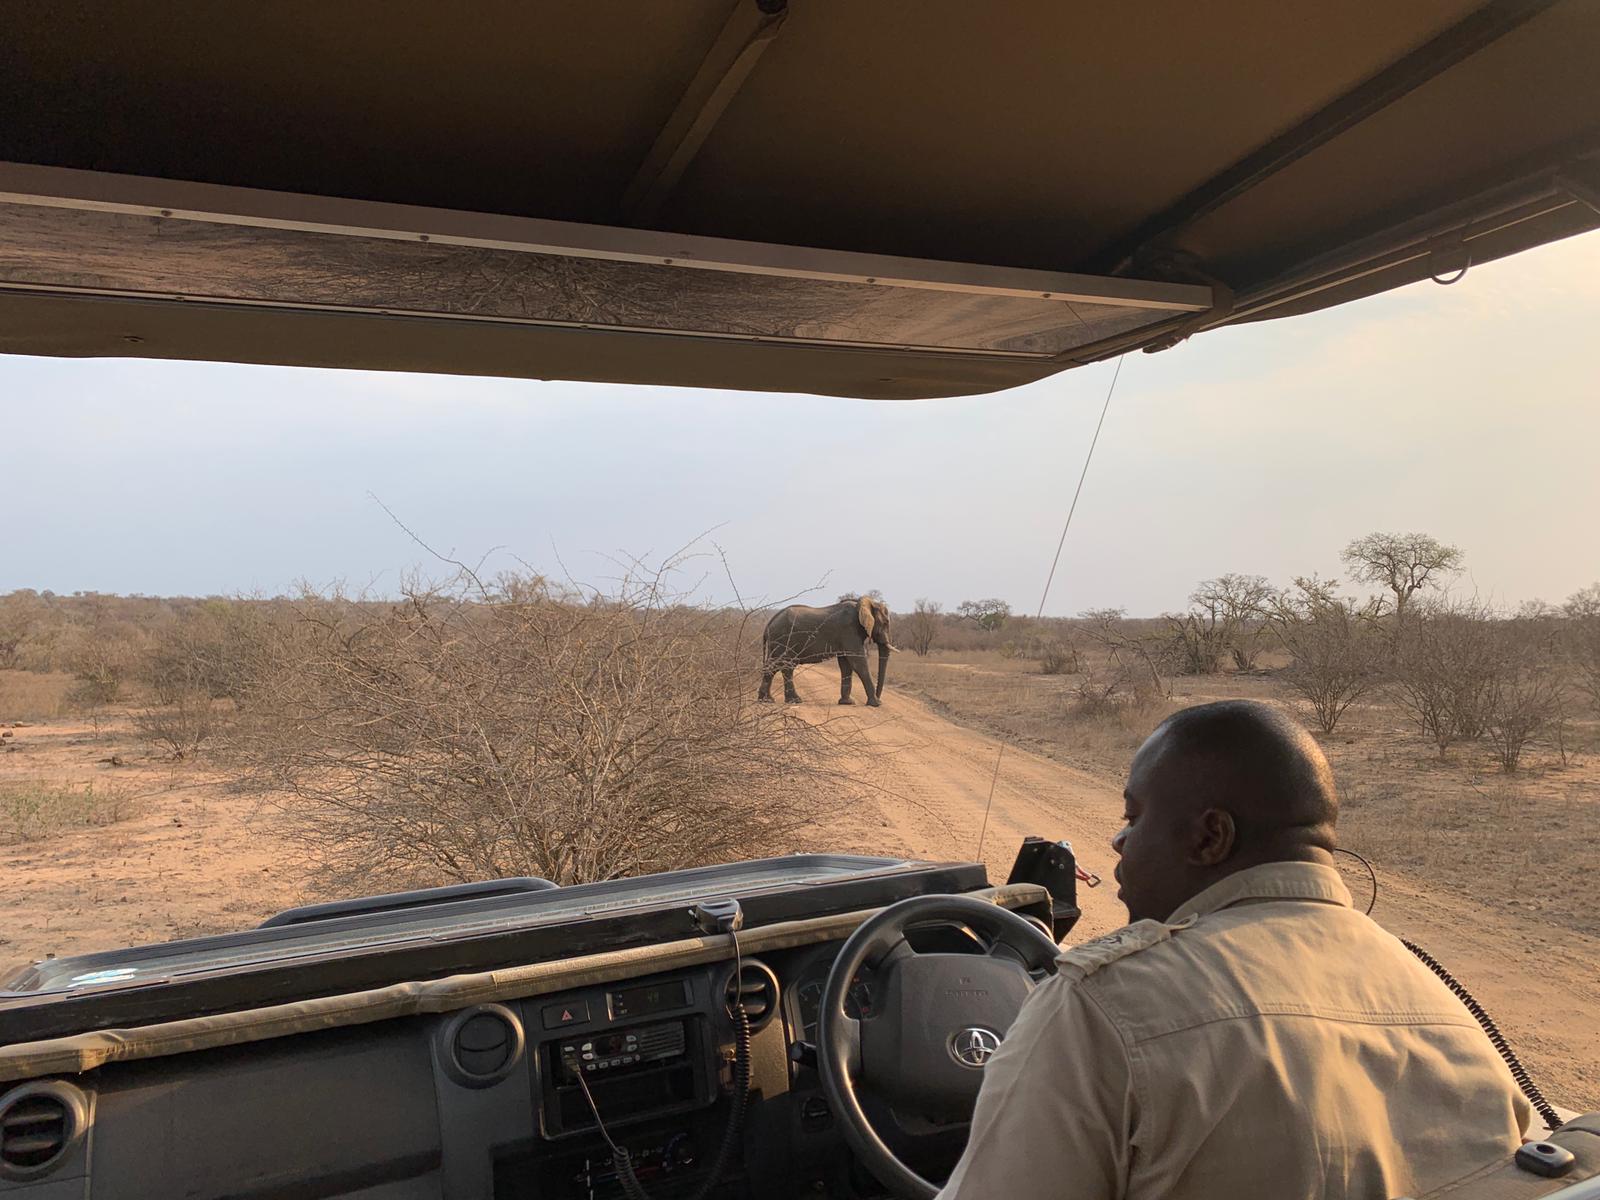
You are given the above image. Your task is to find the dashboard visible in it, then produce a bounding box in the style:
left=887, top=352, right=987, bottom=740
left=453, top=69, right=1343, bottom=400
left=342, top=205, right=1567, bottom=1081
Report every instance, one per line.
left=0, top=926, right=995, bottom=1200
left=0, top=854, right=1069, bottom=1199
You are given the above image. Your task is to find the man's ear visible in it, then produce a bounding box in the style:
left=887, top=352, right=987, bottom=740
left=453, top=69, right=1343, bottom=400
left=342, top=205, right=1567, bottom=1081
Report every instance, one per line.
left=1189, top=808, right=1237, bottom=867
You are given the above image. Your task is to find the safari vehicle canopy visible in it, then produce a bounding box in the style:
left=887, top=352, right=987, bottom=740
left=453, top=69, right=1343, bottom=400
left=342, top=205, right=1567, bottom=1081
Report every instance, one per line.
left=2, top=1, right=1598, bottom=400
left=2, top=4, right=1600, bottom=1199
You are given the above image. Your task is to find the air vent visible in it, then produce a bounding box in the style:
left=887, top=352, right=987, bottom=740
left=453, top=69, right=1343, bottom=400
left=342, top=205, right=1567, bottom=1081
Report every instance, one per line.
left=724, top=960, right=780, bottom=1031
left=443, top=1004, right=524, bottom=1087
left=0, top=1083, right=84, bottom=1179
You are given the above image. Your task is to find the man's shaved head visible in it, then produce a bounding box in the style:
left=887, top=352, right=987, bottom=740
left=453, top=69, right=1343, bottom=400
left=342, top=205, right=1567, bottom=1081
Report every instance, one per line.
left=1113, top=700, right=1339, bottom=922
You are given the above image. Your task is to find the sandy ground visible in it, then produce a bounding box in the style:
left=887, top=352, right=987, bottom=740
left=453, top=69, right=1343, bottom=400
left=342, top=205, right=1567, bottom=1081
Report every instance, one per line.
left=3, top=675, right=1597, bottom=1111
left=0, top=718, right=305, bottom=972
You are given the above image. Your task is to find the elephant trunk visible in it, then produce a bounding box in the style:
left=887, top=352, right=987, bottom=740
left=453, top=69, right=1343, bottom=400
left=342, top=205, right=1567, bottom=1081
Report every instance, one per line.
left=875, top=640, right=890, bottom=697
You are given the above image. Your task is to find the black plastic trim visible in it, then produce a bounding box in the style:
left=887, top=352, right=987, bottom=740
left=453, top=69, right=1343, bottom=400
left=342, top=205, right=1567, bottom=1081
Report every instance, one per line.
left=259, top=878, right=557, bottom=928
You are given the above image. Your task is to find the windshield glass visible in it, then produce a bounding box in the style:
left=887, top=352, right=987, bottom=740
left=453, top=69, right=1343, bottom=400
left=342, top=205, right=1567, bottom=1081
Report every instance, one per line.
left=2, top=232, right=1597, bottom=1109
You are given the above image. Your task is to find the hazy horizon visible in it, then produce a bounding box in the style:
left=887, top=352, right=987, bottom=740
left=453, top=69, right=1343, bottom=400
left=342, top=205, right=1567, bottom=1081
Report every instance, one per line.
left=4, top=229, right=1598, bottom=618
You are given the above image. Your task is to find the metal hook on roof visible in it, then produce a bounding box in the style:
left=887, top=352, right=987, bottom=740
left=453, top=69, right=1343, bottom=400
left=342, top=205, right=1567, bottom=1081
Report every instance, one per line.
left=1428, top=241, right=1472, bottom=285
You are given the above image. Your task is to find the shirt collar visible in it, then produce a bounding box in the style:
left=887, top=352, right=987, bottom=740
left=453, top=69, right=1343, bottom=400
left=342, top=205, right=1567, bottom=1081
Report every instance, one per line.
left=1167, top=860, right=1352, bottom=924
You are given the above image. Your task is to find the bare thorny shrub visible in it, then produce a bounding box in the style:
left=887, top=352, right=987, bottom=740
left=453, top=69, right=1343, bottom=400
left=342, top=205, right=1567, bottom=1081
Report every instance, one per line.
left=1389, top=600, right=1508, bottom=758
left=1386, top=601, right=1575, bottom=770
left=1263, top=577, right=1377, bottom=735
left=228, top=569, right=859, bottom=893
left=133, top=689, right=218, bottom=760
left=1565, top=586, right=1600, bottom=715
left=1485, top=666, right=1566, bottom=772
left=1073, top=609, right=1168, bottom=716
left=138, top=600, right=273, bottom=705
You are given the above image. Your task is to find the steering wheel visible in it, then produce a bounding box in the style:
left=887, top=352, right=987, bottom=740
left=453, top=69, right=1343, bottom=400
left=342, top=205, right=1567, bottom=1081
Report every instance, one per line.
left=816, top=895, right=1061, bottom=1199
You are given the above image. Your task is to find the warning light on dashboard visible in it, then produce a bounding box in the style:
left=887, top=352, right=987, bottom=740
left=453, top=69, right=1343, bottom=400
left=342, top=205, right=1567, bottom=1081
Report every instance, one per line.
left=542, top=999, right=591, bottom=1029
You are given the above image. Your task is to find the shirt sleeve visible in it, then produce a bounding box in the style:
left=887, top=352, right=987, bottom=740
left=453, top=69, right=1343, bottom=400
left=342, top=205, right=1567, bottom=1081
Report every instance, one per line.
left=937, top=973, right=1135, bottom=1200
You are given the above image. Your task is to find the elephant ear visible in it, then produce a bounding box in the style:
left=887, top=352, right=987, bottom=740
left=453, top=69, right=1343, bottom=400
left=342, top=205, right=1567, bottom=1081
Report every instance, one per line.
left=857, top=595, right=876, bottom=639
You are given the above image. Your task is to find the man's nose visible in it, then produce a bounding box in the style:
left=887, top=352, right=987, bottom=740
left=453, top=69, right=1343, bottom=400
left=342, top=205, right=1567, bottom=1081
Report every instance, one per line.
left=1111, top=828, right=1126, bottom=855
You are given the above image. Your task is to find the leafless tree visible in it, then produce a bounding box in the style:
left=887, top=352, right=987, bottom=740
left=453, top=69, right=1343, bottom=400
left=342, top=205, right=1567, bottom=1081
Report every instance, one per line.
left=1341, top=532, right=1463, bottom=616
left=1203, top=574, right=1275, bottom=669
left=229, top=567, right=860, bottom=893
left=902, top=599, right=943, bottom=657
left=1263, top=577, right=1378, bottom=734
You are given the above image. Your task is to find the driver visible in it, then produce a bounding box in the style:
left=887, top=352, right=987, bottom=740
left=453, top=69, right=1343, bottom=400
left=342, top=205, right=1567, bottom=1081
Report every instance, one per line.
left=938, top=699, right=1530, bottom=1199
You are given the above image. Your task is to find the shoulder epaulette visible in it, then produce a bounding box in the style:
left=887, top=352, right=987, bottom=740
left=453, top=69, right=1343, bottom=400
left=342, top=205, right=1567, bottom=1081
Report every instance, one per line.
left=1057, top=915, right=1196, bottom=980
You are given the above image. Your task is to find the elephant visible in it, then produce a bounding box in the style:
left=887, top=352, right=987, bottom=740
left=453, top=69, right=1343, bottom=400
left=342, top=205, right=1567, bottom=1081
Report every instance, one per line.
left=757, top=596, right=892, bottom=706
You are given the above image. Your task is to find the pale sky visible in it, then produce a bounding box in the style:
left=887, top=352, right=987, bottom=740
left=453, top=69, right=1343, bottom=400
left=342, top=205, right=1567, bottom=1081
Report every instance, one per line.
left=4, top=229, right=1598, bottom=616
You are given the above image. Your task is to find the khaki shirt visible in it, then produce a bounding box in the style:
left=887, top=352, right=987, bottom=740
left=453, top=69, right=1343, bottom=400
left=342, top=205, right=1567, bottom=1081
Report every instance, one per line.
left=938, top=862, right=1529, bottom=1200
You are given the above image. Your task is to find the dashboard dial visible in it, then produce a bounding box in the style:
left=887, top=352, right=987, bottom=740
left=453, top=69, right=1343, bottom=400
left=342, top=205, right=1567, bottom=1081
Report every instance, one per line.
left=796, top=973, right=873, bottom=1040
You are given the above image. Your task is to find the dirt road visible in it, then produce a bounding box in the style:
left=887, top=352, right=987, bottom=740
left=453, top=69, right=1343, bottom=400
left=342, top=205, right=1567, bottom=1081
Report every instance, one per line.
left=792, top=664, right=1600, bottom=1112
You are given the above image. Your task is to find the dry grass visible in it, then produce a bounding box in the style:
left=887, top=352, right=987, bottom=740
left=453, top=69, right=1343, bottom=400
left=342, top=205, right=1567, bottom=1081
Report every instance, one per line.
left=0, top=670, right=74, bottom=722
left=0, top=777, right=146, bottom=842
left=891, top=651, right=1178, bottom=781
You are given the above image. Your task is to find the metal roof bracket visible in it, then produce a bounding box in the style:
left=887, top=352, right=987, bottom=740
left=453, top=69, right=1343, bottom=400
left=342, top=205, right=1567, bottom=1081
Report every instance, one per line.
left=1138, top=259, right=1234, bottom=354
left=620, top=0, right=789, bottom=226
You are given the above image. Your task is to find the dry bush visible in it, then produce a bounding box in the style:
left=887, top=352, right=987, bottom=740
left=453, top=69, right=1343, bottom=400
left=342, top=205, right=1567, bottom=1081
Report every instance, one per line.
left=1037, top=638, right=1079, bottom=676
left=62, top=603, right=146, bottom=710
left=134, top=690, right=219, bottom=760
left=1264, top=577, right=1377, bottom=735
left=1388, top=601, right=1504, bottom=756
left=0, top=779, right=145, bottom=842
left=229, top=569, right=858, bottom=892
left=1164, top=610, right=1229, bottom=676
left=0, top=592, right=46, bottom=671
left=1166, top=575, right=1275, bottom=676
left=138, top=600, right=273, bottom=705
left=1566, top=585, right=1600, bottom=714
left=1573, top=625, right=1600, bottom=716
left=1205, top=574, right=1275, bottom=670
left=0, top=670, right=73, bottom=722
left=1486, top=667, right=1564, bottom=772
left=902, top=599, right=942, bottom=657
left=1077, top=608, right=1168, bottom=701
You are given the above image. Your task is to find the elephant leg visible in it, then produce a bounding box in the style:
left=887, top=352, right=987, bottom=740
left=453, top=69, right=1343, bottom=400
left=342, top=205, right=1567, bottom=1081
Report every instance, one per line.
left=838, top=656, right=854, bottom=705
left=757, top=668, right=775, bottom=702
left=782, top=667, right=802, bottom=703
left=848, top=654, right=881, bottom=707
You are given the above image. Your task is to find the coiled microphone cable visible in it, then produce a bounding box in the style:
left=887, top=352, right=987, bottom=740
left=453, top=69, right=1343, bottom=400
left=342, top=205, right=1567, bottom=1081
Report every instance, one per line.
left=576, top=927, right=754, bottom=1199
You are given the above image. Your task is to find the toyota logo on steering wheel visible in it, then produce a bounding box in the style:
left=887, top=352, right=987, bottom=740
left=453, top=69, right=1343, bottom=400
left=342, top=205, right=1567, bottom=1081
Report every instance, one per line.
left=948, top=1026, right=1002, bottom=1068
